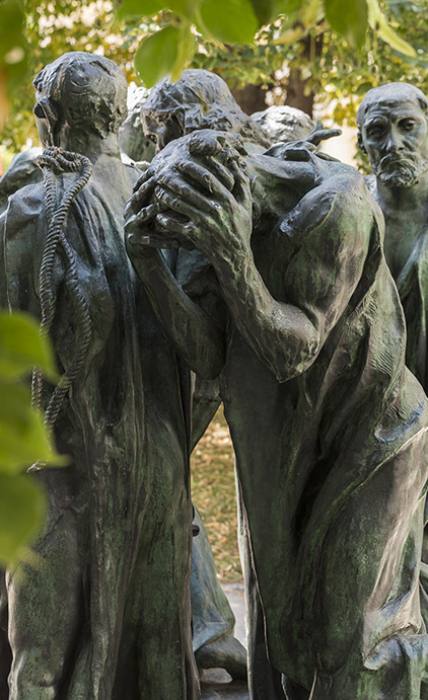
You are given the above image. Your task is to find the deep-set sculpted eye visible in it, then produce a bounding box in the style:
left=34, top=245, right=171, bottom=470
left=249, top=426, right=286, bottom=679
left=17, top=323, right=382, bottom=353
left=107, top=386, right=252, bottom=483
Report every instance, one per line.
left=400, top=119, right=417, bottom=131
left=367, top=124, right=385, bottom=137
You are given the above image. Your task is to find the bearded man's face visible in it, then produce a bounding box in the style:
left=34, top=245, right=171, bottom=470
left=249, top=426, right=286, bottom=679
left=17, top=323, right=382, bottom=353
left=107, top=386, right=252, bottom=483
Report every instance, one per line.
left=360, top=100, right=428, bottom=188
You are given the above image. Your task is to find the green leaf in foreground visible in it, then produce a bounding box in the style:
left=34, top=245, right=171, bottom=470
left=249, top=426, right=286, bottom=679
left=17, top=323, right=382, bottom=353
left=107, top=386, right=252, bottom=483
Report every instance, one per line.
left=377, top=17, right=417, bottom=57
left=367, top=0, right=416, bottom=57
left=0, top=311, right=57, bottom=382
left=116, top=0, right=165, bottom=19
left=325, top=0, right=368, bottom=47
left=116, top=0, right=198, bottom=19
left=281, top=0, right=304, bottom=10
left=0, top=382, right=65, bottom=471
left=135, top=26, right=180, bottom=87
left=0, top=0, right=28, bottom=90
left=0, top=0, right=28, bottom=129
left=168, top=0, right=199, bottom=18
left=250, top=0, right=281, bottom=25
left=200, top=0, right=259, bottom=44
left=0, top=473, right=46, bottom=567
left=171, top=24, right=196, bottom=80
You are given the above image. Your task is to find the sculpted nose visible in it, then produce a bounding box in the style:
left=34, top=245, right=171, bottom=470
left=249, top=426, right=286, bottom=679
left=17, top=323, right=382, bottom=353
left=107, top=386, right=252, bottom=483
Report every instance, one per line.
left=155, top=126, right=168, bottom=151
left=385, top=127, right=404, bottom=152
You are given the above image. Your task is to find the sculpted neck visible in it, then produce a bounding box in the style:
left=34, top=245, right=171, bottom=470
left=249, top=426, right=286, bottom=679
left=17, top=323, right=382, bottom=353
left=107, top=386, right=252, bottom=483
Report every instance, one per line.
left=53, top=131, right=121, bottom=163
left=375, top=173, right=428, bottom=222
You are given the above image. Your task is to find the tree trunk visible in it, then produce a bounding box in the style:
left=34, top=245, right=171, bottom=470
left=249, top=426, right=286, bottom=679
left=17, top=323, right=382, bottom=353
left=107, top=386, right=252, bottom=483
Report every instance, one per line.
left=232, top=84, right=267, bottom=115
left=285, top=34, right=323, bottom=118
left=286, top=67, right=315, bottom=116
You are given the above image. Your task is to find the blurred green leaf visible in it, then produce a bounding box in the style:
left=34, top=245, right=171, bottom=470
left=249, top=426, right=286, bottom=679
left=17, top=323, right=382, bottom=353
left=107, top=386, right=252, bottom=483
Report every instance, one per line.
left=367, top=0, right=416, bottom=56
left=0, top=382, right=34, bottom=432
left=116, top=0, right=165, bottom=18
left=117, top=0, right=198, bottom=19
left=0, top=473, right=46, bottom=567
left=0, top=0, right=28, bottom=128
left=299, top=0, right=323, bottom=25
left=250, top=0, right=281, bottom=25
left=377, top=16, right=417, bottom=56
left=171, top=23, right=197, bottom=79
left=0, top=0, right=28, bottom=79
left=200, top=0, right=259, bottom=43
left=0, top=381, right=65, bottom=471
left=135, top=25, right=180, bottom=86
left=325, top=0, right=368, bottom=46
left=168, top=0, right=199, bottom=17
left=281, top=0, right=305, bottom=11
left=0, top=312, right=57, bottom=382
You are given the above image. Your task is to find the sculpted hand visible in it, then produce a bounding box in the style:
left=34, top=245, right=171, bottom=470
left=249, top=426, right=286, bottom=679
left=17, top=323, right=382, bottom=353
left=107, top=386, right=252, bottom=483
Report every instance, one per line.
left=125, top=130, right=253, bottom=257
left=125, top=131, right=251, bottom=254
left=153, top=134, right=253, bottom=259
left=264, top=125, right=341, bottom=166
left=125, top=167, right=184, bottom=249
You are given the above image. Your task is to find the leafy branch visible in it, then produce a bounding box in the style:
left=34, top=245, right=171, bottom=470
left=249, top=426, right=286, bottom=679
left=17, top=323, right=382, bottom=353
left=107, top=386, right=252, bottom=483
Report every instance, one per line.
left=115, top=0, right=418, bottom=86
left=0, top=311, right=62, bottom=566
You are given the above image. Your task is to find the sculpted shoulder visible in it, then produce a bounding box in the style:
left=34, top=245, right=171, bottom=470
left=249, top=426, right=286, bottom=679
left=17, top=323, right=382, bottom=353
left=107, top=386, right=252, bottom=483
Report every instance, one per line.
left=1, top=180, right=47, bottom=242
left=0, top=148, right=42, bottom=205
left=272, top=154, right=378, bottom=242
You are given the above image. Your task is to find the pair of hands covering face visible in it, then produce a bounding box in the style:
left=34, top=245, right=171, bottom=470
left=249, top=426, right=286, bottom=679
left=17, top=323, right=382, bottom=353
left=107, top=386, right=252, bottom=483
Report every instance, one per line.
left=125, top=127, right=341, bottom=260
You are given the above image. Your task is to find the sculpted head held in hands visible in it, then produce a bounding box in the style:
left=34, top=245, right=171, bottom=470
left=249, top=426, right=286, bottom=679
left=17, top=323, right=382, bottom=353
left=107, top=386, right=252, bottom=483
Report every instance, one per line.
left=140, top=69, right=269, bottom=152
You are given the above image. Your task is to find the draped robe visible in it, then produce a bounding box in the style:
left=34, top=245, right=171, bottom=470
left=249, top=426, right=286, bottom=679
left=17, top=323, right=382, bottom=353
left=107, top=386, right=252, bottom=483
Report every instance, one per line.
left=0, top=153, right=197, bottom=699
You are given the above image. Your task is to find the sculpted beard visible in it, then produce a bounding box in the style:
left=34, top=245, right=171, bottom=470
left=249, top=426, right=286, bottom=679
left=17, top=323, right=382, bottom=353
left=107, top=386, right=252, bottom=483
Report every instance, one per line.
left=374, top=150, right=428, bottom=187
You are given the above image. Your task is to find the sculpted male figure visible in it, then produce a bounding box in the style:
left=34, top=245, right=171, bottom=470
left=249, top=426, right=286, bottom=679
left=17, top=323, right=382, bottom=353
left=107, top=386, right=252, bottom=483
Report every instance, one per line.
left=125, top=68, right=271, bottom=687
left=358, top=83, right=428, bottom=632
left=357, top=83, right=428, bottom=388
left=0, top=52, right=197, bottom=699
left=251, top=105, right=315, bottom=145
left=126, top=128, right=428, bottom=698
left=133, top=76, right=327, bottom=697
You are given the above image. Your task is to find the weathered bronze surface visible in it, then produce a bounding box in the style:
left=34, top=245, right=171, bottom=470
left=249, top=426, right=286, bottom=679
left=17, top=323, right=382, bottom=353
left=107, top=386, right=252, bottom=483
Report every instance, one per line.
left=0, top=52, right=197, bottom=699
left=4, top=55, right=428, bottom=699
left=123, top=69, right=273, bottom=686
left=359, top=82, right=428, bottom=700
left=251, top=105, right=314, bottom=144
left=126, top=127, right=428, bottom=698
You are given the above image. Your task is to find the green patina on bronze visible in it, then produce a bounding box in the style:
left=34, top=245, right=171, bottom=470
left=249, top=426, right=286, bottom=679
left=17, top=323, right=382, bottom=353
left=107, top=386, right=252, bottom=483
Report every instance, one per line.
left=0, top=52, right=198, bottom=699
left=126, top=125, right=428, bottom=698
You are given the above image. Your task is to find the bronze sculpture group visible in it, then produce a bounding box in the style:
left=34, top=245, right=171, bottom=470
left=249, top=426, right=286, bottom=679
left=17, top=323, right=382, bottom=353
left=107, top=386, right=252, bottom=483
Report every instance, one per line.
left=1, top=51, right=428, bottom=699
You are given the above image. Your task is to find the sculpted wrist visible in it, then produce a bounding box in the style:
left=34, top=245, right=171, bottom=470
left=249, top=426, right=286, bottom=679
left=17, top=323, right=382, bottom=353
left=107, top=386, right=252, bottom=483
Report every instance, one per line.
left=210, top=235, right=252, bottom=269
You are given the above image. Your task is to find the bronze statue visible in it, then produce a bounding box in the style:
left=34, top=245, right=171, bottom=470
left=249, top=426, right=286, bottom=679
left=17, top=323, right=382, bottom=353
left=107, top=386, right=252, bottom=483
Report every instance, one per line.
left=358, top=83, right=428, bottom=384
left=0, top=52, right=198, bottom=699
left=251, top=105, right=315, bottom=144
left=126, top=128, right=428, bottom=698
left=140, top=69, right=269, bottom=154
left=358, top=82, right=428, bottom=697
left=126, top=69, right=274, bottom=687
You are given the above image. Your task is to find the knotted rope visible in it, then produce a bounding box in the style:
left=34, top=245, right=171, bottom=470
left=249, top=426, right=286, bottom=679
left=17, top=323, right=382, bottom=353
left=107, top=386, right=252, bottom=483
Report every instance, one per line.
left=32, top=147, right=93, bottom=430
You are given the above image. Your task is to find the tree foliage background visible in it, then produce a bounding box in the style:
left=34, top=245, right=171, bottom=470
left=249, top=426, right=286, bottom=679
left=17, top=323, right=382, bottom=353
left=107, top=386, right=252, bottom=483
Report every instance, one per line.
left=1, top=0, right=427, bottom=153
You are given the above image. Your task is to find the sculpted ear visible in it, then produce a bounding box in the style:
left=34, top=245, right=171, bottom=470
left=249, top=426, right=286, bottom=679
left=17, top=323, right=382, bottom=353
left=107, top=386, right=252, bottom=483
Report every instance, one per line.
left=34, top=97, right=59, bottom=125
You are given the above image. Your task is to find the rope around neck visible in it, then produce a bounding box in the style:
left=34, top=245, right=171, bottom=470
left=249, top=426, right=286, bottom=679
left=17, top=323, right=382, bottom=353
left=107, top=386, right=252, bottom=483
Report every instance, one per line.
left=32, top=146, right=93, bottom=434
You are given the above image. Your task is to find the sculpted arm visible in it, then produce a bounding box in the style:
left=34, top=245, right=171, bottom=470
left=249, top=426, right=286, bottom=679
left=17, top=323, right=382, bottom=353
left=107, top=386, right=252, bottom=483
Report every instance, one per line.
left=126, top=223, right=225, bottom=379
left=139, top=138, right=371, bottom=382
left=0, top=191, right=41, bottom=313
left=206, top=180, right=370, bottom=382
